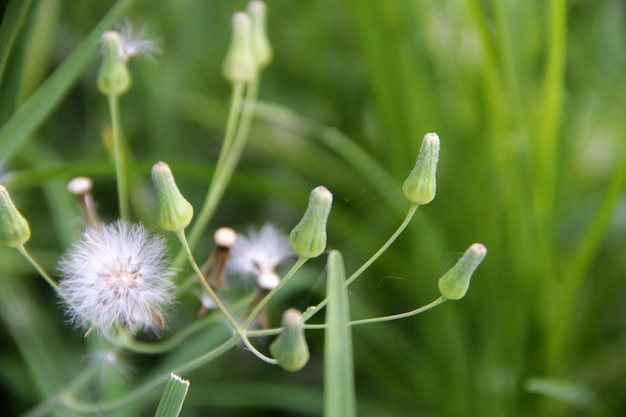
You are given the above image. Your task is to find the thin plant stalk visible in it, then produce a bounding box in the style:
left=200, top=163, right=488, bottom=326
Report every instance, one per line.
left=303, top=203, right=419, bottom=322
left=107, top=94, right=130, bottom=221
left=17, top=245, right=62, bottom=297
left=174, top=77, right=259, bottom=270
left=242, top=256, right=308, bottom=330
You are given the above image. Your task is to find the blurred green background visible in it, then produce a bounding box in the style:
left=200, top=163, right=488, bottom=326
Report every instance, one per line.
left=1, top=0, right=625, bottom=416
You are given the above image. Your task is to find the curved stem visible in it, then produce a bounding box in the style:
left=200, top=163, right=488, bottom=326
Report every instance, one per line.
left=242, top=257, right=308, bottom=330
left=302, top=204, right=419, bottom=321
left=240, top=334, right=277, bottom=365
left=304, top=297, right=446, bottom=328
left=54, top=336, right=240, bottom=415
left=116, top=294, right=255, bottom=354
left=176, top=230, right=240, bottom=333
left=107, top=93, right=130, bottom=221
left=17, top=245, right=62, bottom=297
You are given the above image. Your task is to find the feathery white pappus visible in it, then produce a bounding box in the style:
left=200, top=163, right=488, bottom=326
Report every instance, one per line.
left=58, top=221, right=175, bottom=338
left=111, top=21, right=160, bottom=62
left=228, top=224, right=294, bottom=290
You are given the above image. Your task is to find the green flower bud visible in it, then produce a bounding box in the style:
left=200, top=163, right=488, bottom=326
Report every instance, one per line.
left=97, top=31, right=131, bottom=96
left=290, top=186, right=332, bottom=259
left=247, top=1, right=272, bottom=68
left=0, top=185, right=31, bottom=248
left=270, top=309, right=310, bottom=372
left=151, top=162, right=194, bottom=232
left=438, top=243, right=487, bottom=300
left=403, top=132, right=440, bottom=205
left=222, top=12, right=258, bottom=84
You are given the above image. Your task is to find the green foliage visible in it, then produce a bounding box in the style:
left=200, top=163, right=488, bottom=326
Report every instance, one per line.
left=1, top=0, right=625, bottom=416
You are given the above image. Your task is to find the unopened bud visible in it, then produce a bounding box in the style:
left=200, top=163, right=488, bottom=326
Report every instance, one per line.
left=438, top=243, right=487, bottom=300
left=270, top=309, right=310, bottom=372
left=97, top=31, right=131, bottom=96
left=290, top=186, right=332, bottom=259
left=403, top=132, right=440, bottom=205
left=222, top=12, right=258, bottom=83
left=247, top=1, right=272, bottom=68
left=151, top=162, right=193, bottom=232
left=0, top=185, right=31, bottom=248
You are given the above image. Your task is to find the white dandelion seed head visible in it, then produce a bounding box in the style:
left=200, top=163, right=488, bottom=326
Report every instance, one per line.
left=59, top=221, right=175, bottom=338
left=228, top=224, right=294, bottom=289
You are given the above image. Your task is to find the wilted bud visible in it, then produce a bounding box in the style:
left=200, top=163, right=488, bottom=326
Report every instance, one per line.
left=97, top=31, right=131, bottom=96
left=0, top=185, right=31, bottom=248
left=151, top=162, right=194, bottom=232
left=222, top=12, right=258, bottom=83
left=290, top=186, right=332, bottom=259
left=403, top=132, right=440, bottom=205
left=247, top=1, right=272, bottom=68
left=200, top=227, right=237, bottom=290
left=438, top=243, right=487, bottom=300
left=67, top=177, right=100, bottom=229
left=270, top=309, right=310, bottom=372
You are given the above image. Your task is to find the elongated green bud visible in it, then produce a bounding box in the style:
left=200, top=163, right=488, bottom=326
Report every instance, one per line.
left=151, top=162, right=194, bottom=232
left=290, top=186, right=332, bottom=259
left=403, top=132, right=440, bottom=205
left=270, top=309, right=310, bottom=372
left=223, top=12, right=258, bottom=83
left=438, top=243, right=487, bottom=300
left=97, top=31, right=131, bottom=96
left=0, top=185, right=31, bottom=248
left=247, top=1, right=272, bottom=68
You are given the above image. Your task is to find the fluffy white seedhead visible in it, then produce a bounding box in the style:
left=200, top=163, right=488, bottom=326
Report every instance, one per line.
left=229, top=224, right=294, bottom=290
left=115, top=20, right=160, bottom=62
left=59, top=221, right=175, bottom=338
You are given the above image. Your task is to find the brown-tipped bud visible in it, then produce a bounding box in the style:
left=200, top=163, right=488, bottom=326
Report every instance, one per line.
left=202, top=227, right=237, bottom=289
left=0, top=185, right=31, bottom=248
left=270, top=309, right=310, bottom=372
left=438, top=243, right=487, bottom=300
left=214, top=227, right=237, bottom=248
left=151, top=162, right=193, bottom=232
left=97, top=31, right=131, bottom=96
left=403, top=132, right=440, bottom=205
left=67, top=177, right=100, bottom=229
left=222, top=12, right=258, bottom=83
left=290, top=186, right=332, bottom=259
left=247, top=1, right=272, bottom=68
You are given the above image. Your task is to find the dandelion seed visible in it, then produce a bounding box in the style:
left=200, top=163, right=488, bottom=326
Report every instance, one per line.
left=114, top=20, right=160, bottom=62
left=59, top=221, right=175, bottom=338
left=229, top=224, right=294, bottom=290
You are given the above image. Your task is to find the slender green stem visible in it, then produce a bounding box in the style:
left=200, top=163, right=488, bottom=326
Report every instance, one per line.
left=302, top=204, right=419, bottom=321
left=116, top=294, right=255, bottom=354
left=176, top=230, right=278, bottom=363
left=240, top=335, right=277, bottom=365
left=307, top=297, right=446, bottom=328
left=217, top=81, right=245, bottom=171
left=173, top=79, right=256, bottom=270
left=247, top=297, right=447, bottom=337
left=108, top=93, right=130, bottom=220
left=17, top=245, right=62, bottom=297
left=242, top=257, right=308, bottom=330
left=21, top=361, right=102, bottom=417
left=52, top=336, right=240, bottom=415
left=176, top=230, right=240, bottom=332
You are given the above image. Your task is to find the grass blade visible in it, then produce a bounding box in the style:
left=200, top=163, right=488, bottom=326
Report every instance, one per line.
left=153, top=373, right=190, bottom=417
left=324, top=250, right=356, bottom=417
left=0, top=0, right=132, bottom=166
left=0, top=0, right=32, bottom=87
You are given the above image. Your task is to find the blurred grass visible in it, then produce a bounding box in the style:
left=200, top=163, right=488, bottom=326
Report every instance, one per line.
left=1, top=0, right=625, bottom=416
